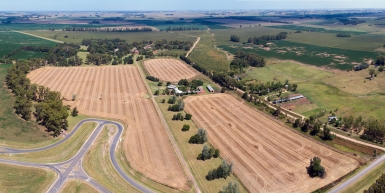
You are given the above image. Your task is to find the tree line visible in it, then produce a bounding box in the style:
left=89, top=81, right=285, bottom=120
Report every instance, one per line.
left=247, top=32, right=288, bottom=45
left=162, top=27, right=203, bottom=31
left=6, top=60, right=70, bottom=136
left=336, top=33, right=351, bottom=37
left=61, top=27, right=153, bottom=32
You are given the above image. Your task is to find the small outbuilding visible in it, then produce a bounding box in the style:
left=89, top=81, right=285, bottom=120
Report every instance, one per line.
left=207, top=85, right=214, bottom=93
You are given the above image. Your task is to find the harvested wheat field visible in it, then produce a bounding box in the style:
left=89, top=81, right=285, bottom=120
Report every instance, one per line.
left=144, top=58, right=198, bottom=82
left=184, top=94, right=359, bottom=193
left=27, top=66, right=189, bottom=190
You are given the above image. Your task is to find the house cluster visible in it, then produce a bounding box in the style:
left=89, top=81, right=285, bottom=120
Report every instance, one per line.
left=166, top=84, right=215, bottom=95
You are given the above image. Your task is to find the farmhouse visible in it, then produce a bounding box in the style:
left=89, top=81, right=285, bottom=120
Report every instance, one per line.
left=207, top=85, right=214, bottom=92
left=328, top=116, right=338, bottom=122
left=167, top=85, right=183, bottom=94
left=273, top=95, right=304, bottom=104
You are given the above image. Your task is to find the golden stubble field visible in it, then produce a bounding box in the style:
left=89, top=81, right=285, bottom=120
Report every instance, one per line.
left=27, top=65, right=189, bottom=190
left=184, top=94, right=359, bottom=193
left=143, top=58, right=199, bottom=82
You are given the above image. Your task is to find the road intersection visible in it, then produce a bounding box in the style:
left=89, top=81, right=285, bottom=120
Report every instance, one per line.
left=0, top=119, right=154, bottom=193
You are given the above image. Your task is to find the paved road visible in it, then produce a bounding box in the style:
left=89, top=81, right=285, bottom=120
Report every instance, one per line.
left=0, top=119, right=155, bottom=193
left=329, top=154, right=385, bottom=193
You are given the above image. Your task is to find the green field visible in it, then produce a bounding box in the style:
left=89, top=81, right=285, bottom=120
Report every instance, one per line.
left=0, top=23, right=120, bottom=31
left=267, top=25, right=367, bottom=35
left=24, top=30, right=196, bottom=44
left=188, top=31, right=230, bottom=71
left=0, top=163, right=56, bottom=193
left=241, top=61, right=385, bottom=120
left=0, top=32, right=56, bottom=59
left=219, top=40, right=379, bottom=70
left=126, top=19, right=228, bottom=30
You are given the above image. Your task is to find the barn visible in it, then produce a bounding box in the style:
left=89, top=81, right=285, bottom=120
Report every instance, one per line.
left=207, top=85, right=214, bottom=93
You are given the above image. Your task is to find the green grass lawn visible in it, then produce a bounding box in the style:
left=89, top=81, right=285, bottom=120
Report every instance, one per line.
left=241, top=61, right=385, bottom=120
left=0, top=122, right=96, bottom=163
left=0, top=32, right=56, bottom=59
left=61, top=180, right=99, bottom=193
left=0, top=163, right=56, bottom=193
left=23, top=30, right=196, bottom=44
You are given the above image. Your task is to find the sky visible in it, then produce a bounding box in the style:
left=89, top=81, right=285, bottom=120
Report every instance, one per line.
left=1, top=0, right=385, bottom=11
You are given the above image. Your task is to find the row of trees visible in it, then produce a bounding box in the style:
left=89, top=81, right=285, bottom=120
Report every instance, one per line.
left=178, top=79, right=204, bottom=90
left=46, top=43, right=80, bottom=66
left=6, top=60, right=69, bottom=136
left=206, top=161, right=233, bottom=181
left=197, top=145, right=220, bottom=161
left=163, top=27, right=203, bottom=31
left=61, top=27, right=153, bottom=32
left=336, top=33, right=351, bottom=37
left=189, top=129, right=207, bottom=144
left=247, top=32, right=288, bottom=45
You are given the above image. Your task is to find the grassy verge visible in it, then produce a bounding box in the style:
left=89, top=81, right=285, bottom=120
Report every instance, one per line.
left=83, top=125, right=141, bottom=193
left=0, top=122, right=96, bottom=163
left=61, top=180, right=98, bottom=193
left=341, top=160, right=385, bottom=193
left=154, top=95, right=248, bottom=193
left=0, top=163, right=56, bottom=193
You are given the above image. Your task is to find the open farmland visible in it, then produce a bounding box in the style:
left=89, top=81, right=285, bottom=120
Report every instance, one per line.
left=144, top=58, right=199, bottom=82
left=27, top=66, right=189, bottom=190
left=184, top=94, right=359, bottom=193
left=0, top=32, right=56, bottom=59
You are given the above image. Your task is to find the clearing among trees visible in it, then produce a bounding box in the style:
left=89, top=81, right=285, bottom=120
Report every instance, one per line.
left=27, top=66, right=189, bottom=190
left=184, top=94, right=359, bottom=193
left=143, top=58, right=198, bottom=82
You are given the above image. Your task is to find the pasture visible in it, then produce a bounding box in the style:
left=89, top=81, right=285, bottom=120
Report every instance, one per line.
left=61, top=180, right=98, bottom=193
left=0, top=32, right=56, bottom=59
left=23, top=30, right=196, bottom=44
left=144, top=58, right=199, bottom=82
left=27, top=65, right=189, bottom=190
left=184, top=94, right=359, bottom=193
left=219, top=40, right=378, bottom=70
left=0, top=163, right=56, bottom=193
left=188, top=31, right=231, bottom=72
left=241, top=61, right=385, bottom=120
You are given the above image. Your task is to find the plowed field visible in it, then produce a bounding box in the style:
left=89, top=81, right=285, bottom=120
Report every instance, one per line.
left=184, top=94, right=359, bottom=193
left=143, top=58, right=198, bottom=82
left=27, top=66, right=188, bottom=190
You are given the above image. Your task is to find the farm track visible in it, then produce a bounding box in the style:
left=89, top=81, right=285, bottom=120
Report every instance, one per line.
left=184, top=94, right=359, bottom=193
left=144, top=58, right=199, bottom=82
left=13, top=30, right=64, bottom=43
left=27, top=66, right=189, bottom=190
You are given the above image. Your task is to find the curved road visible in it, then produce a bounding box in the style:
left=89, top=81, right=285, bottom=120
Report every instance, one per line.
left=0, top=119, right=155, bottom=193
